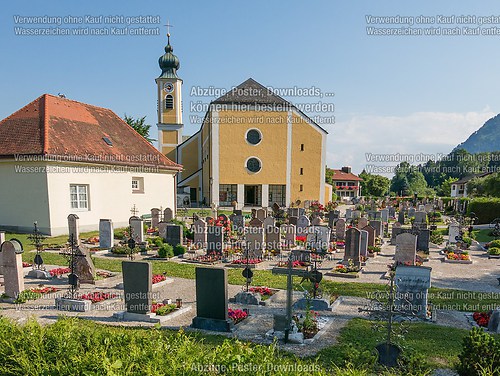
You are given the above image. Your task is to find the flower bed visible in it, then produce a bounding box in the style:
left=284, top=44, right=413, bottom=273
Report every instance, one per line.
left=152, top=274, right=167, bottom=284
left=22, top=262, right=32, bottom=268
left=80, top=292, right=117, bottom=303
left=96, top=271, right=114, bottom=279
left=49, top=267, right=71, bottom=277
left=228, top=308, right=248, bottom=324
left=276, top=260, right=308, bottom=268
left=248, top=286, right=277, bottom=300
left=326, top=263, right=361, bottom=278
left=443, top=251, right=472, bottom=264
left=231, top=258, right=262, bottom=265
left=184, top=252, right=222, bottom=264
left=336, top=241, right=345, bottom=249
left=293, top=310, right=320, bottom=339
left=151, top=303, right=177, bottom=316
left=12, top=287, right=60, bottom=303
left=472, top=311, right=491, bottom=327
left=85, top=236, right=99, bottom=245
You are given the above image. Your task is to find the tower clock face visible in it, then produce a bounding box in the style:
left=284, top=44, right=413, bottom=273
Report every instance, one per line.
left=163, top=82, right=174, bottom=93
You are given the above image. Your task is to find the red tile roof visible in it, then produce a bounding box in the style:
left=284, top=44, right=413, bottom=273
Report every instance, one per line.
left=331, top=169, right=363, bottom=182
left=0, top=94, right=181, bottom=171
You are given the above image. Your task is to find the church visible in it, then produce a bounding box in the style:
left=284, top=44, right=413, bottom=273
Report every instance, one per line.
left=155, top=35, right=331, bottom=209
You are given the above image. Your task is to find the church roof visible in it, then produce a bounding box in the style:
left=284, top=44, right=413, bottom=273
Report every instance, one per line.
left=0, top=94, right=182, bottom=170
left=212, top=78, right=328, bottom=134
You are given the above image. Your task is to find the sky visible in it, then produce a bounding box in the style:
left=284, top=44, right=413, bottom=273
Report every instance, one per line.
left=1, top=1, right=500, bottom=175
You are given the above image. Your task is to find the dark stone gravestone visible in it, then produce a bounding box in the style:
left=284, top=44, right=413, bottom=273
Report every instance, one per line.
left=122, top=261, right=152, bottom=314
left=398, top=211, right=405, bottom=225
left=395, top=265, right=431, bottom=318
left=166, top=224, right=183, bottom=247
left=343, top=228, right=361, bottom=268
left=192, top=267, right=233, bottom=332
left=207, top=226, right=224, bottom=253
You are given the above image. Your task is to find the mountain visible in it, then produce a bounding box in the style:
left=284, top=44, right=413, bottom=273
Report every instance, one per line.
left=455, top=114, right=500, bottom=153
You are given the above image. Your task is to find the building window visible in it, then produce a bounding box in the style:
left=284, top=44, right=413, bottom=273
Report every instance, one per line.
left=246, top=129, right=262, bottom=145
left=219, top=184, right=237, bottom=206
left=299, top=184, right=303, bottom=192
left=300, top=168, right=303, bottom=175
left=452, top=185, right=456, bottom=190
left=300, top=144, right=304, bottom=151
left=70, top=184, right=89, bottom=210
left=165, top=95, right=174, bottom=110
left=269, top=185, right=286, bottom=207
left=245, top=157, right=262, bottom=173
left=132, top=177, right=144, bottom=193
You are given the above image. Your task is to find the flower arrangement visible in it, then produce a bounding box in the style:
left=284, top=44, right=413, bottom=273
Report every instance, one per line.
left=367, top=246, right=381, bottom=254
left=228, top=308, right=248, bottom=324
left=472, top=311, right=491, bottom=327
left=192, top=252, right=222, bottom=263
left=152, top=274, right=167, bottom=284
left=22, top=262, right=32, bottom=268
left=309, top=201, right=324, bottom=213
left=151, top=303, right=177, bottom=316
left=86, top=236, right=99, bottom=244
left=334, top=260, right=360, bottom=273
left=295, top=236, right=306, bottom=244
left=80, top=292, right=117, bottom=303
left=446, top=252, right=470, bottom=261
left=146, top=228, right=157, bottom=235
left=249, top=286, right=273, bottom=296
left=293, top=309, right=319, bottom=339
left=336, top=241, right=345, bottom=248
left=49, top=267, right=71, bottom=277
left=277, top=260, right=308, bottom=268
left=231, top=258, right=262, bottom=265
left=31, top=286, right=59, bottom=294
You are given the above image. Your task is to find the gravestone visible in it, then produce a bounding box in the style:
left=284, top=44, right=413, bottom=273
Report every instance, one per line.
left=414, top=211, right=427, bottom=224
left=398, top=211, right=405, bottom=225
left=394, top=233, right=417, bottom=266
left=307, top=226, right=331, bottom=251
left=370, top=220, right=383, bottom=237
left=246, top=227, right=265, bottom=258
left=335, top=218, right=346, bottom=240
left=164, top=208, right=174, bottom=222
left=448, top=222, right=460, bottom=244
left=311, top=217, right=322, bottom=226
left=380, top=209, right=389, bottom=223
left=352, top=210, right=361, bottom=219
left=74, top=245, right=96, bottom=284
left=390, top=222, right=402, bottom=245
left=328, top=211, right=338, bottom=228
left=488, top=309, right=500, bottom=333
left=68, top=214, right=80, bottom=245
left=0, top=231, right=5, bottom=275
left=416, top=229, right=430, bottom=252
left=357, top=217, right=368, bottom=229
left=343, top=228, right=361, bottom=268
left=263, top=216, right=275, bottom=229
left=408, top=208, right=416, bottom=218
left=256, top=208, right=267, bottom=222
left=158, top=222, right=168, bottom=241
left=193, top=219, right=207, bottom=248
left=418, top=204, right=425, bottom=212
left=166, top=224, right=183, bottom=247
left=99, top=219, right=114, bottom=248
left=345, top=208, right=352, bottom=219
left=395, top=265, right=432, bottom=318
left=362, top=225, right=376, bottom=248
left=151, top=208, right=160, bottom=228
left=265, top=226, right=281, bottom=252
left=360, top=230, right=368, bottom=258
left=1, top=240, right=24, bottom=298
left=248, top=218, right=263, bottom=228
left=282, top=224, right=296, bottom=247
left=388, top=207, right=396, bottom=219
left=296, top=215, right=310, bottom=236
left=288, top=216, right=298, bottom=226
left=231, top=214, right=244, bottom=231
left=129, top=216, right=145, bottom=243
left=207, top=226, right=224, bottom=253
left=424, top=204, right=433, bottom=213
left=192, top=267, right=233, bottom=332
left=122, top=261, right=152, bottom=314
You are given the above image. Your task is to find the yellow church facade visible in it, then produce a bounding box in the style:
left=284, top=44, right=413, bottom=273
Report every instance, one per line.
left=155, top=36, right=329, bottom=208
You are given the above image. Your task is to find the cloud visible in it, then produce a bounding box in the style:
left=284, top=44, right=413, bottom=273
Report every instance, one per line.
left=326, top=109, right=496, bottom=176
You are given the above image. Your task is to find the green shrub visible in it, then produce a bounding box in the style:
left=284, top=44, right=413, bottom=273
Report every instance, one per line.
left=171, top=219, right=194, bottom=240
left=153, top=237, right=164, bottom=247
left=467, top=197, right=500, bottom=224
left=113, top=228, right=127, bottom=240
left=430, top=233, right=444, bottom=245
left=488, top=240, right=500, bottom=249
left=461, top=236, right=472, bottom=248
left=111, top=245, right=139, bottom=255
left=173, top=244, right=186, bottom=256
left=158, top=243, right=174, bottom=258
left=488, top=247, right=500, bottom=256
left=155, top=303, right=177, bottom=316
left=456, top=327, right=500, bottom=376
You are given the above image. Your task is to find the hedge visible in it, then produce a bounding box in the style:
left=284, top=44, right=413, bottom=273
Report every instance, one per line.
left=467, top=197, right=500, bottom=224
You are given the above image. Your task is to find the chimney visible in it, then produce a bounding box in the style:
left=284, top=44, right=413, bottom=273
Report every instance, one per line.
left=341, top=166, right=352, bottom=173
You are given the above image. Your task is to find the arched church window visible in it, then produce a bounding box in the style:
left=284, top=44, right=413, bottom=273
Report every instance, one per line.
left=165, top=95, right=174, bottom=110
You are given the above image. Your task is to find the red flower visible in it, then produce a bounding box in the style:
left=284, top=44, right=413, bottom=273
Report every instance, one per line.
left=473, top=311, right=491, bottom=327
left=152, top=274, right=167, bottom=284
left=228, top=308, right=248, bottom=323
left=80, top=292, right=117, bottom=303
left=249, top=286, right=273, bottom=296
left=49, top=267, right=71, bottom=277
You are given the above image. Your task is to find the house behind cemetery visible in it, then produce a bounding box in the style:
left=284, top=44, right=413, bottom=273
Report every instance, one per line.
left=0, top=94, right=181, bottom=235
left=155, top=35, right=330, bottom=208
left=330, top=166, right=362, bottom=200
left=450, top=172, right=492, bottom=198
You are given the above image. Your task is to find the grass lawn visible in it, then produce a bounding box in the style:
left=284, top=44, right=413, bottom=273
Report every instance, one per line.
left=472, top=229, right=498, bottom=243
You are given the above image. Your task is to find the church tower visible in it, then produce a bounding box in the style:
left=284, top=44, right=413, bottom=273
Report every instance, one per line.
left=156, top=31, right=182, bottom=162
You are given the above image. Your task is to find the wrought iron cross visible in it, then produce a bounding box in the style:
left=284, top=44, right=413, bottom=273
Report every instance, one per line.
left=28, top=222, right=46, bottom=270
left=60, top=233, right=86, bottom=299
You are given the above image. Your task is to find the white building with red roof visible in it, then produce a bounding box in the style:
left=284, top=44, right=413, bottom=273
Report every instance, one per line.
left=0, top=94, right=181, bottom=235
left=331, top=166, right=363, bottom=200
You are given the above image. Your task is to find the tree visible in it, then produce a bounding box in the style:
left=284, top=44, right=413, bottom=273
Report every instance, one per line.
left=359, top=170, right=390, bottom=197
left=437, top=177, right=458, bottom=197
left=124, top=115, right=154, bottom=143
left=467, top=173, right=500, bottom=197
left=390, top=162, right=429, bottom=196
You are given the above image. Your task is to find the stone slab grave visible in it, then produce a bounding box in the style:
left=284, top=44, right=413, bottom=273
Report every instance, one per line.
left=342, top=227, right=361, bottom=268
left=388, top=207, right=396, bottom=219
left=352, top=210, right=361, bottom=219
left=0, top=231, right=5, bottom=274
left=99, top=219, right=114, bottom=249
left=230, top=214, right=244, bottom=232
left=488, top=309, right=500, bottom=333
left=380, top=209, right=389, bottom=223
left=256, top=208, right=267, bottom=222
left=360, top=230, right=368, bottom=258
left=306, top=226, right=331, bottom=252
left=408, top=208, right=416, bottom=218
left=357, top=217, right=368, bottom=229
left=207, top=226, right=224, bottom=254
left=288, top=216, right=298, bottom=226
left=448, top=222, right=460, bottom=244
left=369, top=220, right=383, bottom=238
left=248, top=217, right=263, bottom=228
left=335, top=218, right=346, bottom=241
left=151, top=208, right=161, bottom=228
left=395, top=265, right=432, bottom=319
left=296, top=215, right=310, bottom=236
left=68, top=214, right=80, bottom=245
left=392, top=227, right=430, bottom=252
left=75, top=244, right=96, bottom=284
left=390, top=222, right=402, bottom=245
left=0, top=239, right=24, bottom=300
left=345, top=208, right=352, bottom=219
left=265, top=226, right=281, bottom=252
left=394, top=233, right=417, bottom=266
left=192, top=267, right=233, bottom=332
left=328, top=210, right=339, bottom=228
left=246, top=227, right=265, bottom=258
left=129, top=216, right=145, bottom=244
left=362, top=225, right=376, bottom=249
left=164, top=207, right=174, bottom=222
left=192, top=219, right=207, bottom=249
left=282, top=224, right=296, bottom=248
left=165, top=224, right=183, bottom=247
left=398, top=211, right=405, bottom=225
